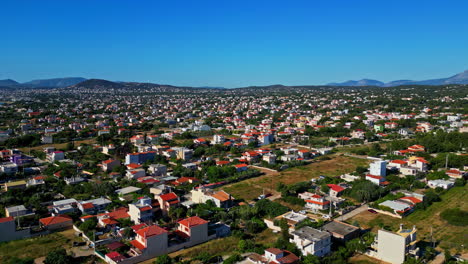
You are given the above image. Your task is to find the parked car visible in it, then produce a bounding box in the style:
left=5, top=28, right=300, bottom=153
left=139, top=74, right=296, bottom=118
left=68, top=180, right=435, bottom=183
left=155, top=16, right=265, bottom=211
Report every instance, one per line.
left=368, top=209, right=378, bottom=214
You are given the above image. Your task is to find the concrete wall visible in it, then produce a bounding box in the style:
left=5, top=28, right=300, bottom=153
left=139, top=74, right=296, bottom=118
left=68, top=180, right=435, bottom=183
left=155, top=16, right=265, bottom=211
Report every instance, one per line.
left=377, top=230, right=406, bottom=264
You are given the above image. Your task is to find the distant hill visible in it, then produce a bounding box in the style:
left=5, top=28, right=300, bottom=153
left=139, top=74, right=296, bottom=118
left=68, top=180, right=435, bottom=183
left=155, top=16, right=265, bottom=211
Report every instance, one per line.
left=22, top=77, right=86, bottom=88
left=327, top=70, right=468, bottom=87
left=327, top=79, right=384, bottom=87
left=0, top=79, right=19, bottom=87
left=71, top=79, right=123, bottom=89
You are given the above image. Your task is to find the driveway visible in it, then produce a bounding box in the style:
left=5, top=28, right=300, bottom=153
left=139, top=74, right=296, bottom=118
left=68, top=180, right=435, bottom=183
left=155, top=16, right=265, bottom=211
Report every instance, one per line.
left=336, top=204, right=369, bottom=221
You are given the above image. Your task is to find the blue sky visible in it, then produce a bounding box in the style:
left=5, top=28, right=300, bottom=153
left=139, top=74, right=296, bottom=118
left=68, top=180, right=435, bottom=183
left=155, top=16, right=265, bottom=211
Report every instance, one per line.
left=1, top=0, right=468, bottom=87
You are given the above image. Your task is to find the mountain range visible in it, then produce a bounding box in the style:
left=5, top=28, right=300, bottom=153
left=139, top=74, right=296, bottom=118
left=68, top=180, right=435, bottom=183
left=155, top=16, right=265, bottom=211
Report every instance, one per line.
left=0, top=77, right=86, bottom=88
left=1, top=70, right=468, bottom=89
left=327, top=70, right=468, bottom=87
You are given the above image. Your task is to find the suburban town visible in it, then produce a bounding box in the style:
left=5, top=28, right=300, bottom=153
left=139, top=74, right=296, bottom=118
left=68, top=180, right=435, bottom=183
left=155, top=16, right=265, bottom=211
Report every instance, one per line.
left=0, top=81, right=466, bottom=264
left=2, top=1, right=468, bottom=264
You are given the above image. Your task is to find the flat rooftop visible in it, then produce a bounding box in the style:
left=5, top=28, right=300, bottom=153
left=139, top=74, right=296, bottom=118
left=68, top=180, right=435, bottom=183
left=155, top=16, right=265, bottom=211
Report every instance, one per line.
left=323, top=220, right=359, bottom=236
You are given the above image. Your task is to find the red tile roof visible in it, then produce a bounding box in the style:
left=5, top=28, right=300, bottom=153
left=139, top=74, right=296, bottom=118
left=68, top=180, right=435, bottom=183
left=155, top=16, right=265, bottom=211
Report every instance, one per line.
left=400, top=197, right=422, bottom=204
left=130, top=239, right=146, bottom=250
left=0, top=216, right=14, bottom=223
left=159, top=192, right=178, bottom=201
left=327, top=184, right=345, bottom=192
left=105, top=251, right=126, bottom=262
left=136, top=225, right=168, bottom=238
left=178, top=216, right=208, bottom=228
left=40, top=215, right=72, bottom=226
left=306, top=199, right=330, bottom=206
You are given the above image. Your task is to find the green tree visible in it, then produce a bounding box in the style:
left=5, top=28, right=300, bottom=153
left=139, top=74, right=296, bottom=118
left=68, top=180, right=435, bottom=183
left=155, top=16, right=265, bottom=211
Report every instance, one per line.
left=154, top=254, right=173, bottom=264
left=44, top=249, right=71, bottom=264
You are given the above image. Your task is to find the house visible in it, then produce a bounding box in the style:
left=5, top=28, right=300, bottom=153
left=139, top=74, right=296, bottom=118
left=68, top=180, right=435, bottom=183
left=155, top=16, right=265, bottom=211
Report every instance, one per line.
left=129, top=225, right=168, bottom=257
left=262, top=154, right=276, bottom=164
left=234, top=163, right=248, bottom=172
left=128, top=197, right=154, bottom=224
left=290, top=226, right=331, bottom=257
left=126, top=168, right=146, bottom=179
left=445, top=168, right=466, bottom=179
left=427, top=179, right=454, bottom=189
left=48, top=151, right=65, bottom=162
left=27, top=175, right=46, bottom=186
left=5, top=205, right=30, bottom=218
left=172, top=147, right=193, bottom=161
left=378, top=200, right=413, bottom=216
left=177, top=216, right=209, bottom=246
left=105, top=251, right=126, bottom=264
left=125, top=151, right=156, bottom=165
left=78, top=198, right=112, bottom=214
left=148, top=164, right=167, bottom=177
left=194, top=138, right=207, bottom=145
left=372, top=225, right=419, bottom=264
left=102, top=159, right=121, bottom=172
left=247, top=248, right=299, bottom=264
left=156, top=192, right=180, bottom=215
left=52, top=198, right=78, bottom=214
left=39, top=215, right=73, bottom=231
left=213, top=134, right=225, bottom=144
left=300, top=193, right=330, bottom=211
left=190, top=188, right=235, bottom=208
left=0, top=162, right=18, bottom=174
left=322, top=220, right=360, bottom=243
left=98, top=208, right=130, bottom=228
left=0, top=216, right=30, bottom=242
left=366, top=174, right=389, bottom=186
left=326, top=184, right=345, bottom=198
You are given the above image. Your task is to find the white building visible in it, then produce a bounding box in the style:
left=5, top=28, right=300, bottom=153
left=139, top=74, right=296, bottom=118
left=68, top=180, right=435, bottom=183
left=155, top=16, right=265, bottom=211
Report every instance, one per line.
left=373, top=225, right=419, bottom=264
left=370, top=160, right=387, bottom=177
left=290, top=226, right=331, bottom=257
left=427, top=179, right=454, bottom=190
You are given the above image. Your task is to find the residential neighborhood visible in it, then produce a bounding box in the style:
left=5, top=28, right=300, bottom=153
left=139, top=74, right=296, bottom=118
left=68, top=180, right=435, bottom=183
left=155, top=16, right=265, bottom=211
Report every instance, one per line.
left=0, top=82, right=466, bottom=264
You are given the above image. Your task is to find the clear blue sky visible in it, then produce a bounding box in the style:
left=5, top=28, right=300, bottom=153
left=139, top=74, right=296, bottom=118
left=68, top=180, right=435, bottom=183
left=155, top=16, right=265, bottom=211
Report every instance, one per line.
left=2, top=0, right=468, bottom=87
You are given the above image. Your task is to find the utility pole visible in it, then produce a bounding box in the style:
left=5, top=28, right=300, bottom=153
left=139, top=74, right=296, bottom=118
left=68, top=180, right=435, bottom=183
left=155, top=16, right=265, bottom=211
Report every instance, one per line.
left=445, top=154, right=449, bottom=169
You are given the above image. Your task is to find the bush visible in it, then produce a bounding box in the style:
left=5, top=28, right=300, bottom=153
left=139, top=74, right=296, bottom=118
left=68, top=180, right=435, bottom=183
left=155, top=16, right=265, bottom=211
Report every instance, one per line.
left=223, top=254, right=243, bottom=264
left=440, top=208, right=468, bottom=226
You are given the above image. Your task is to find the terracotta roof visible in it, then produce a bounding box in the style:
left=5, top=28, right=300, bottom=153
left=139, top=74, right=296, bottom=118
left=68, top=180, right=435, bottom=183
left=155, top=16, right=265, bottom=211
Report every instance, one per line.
left=126, top=163, right=142, bottom=169
left=400, top=197, right=422, bottom=204
left=390, top=160, right=407, bottom=165
left=265, top=248, right=283, bottom=255
left=159, top=192, right=178, bottom=201
left=234, top=164, right=248, bottom=168
left=327, top=184, right=345, bottom=192
left=81, top=202, right=94, bottom=209
left=306, top=199, right=330, bottom=206
left=0, top=216, right=14, bottom=223
left=131, top=223, right=148, bottom=232
left=136, top=225, right=168, bottom=238
left=178, top=216, right=208, bottom=228
left=40, top=215, right=72, bottom=226
left=106, top=251, right=126, bottom=262
left=210, top=190, right=232, bottom=202
left=130, top=239, right=146, bottom=250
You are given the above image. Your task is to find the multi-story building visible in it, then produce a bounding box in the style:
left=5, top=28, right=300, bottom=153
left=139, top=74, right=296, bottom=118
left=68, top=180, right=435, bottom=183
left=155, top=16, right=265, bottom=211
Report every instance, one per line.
left=125, top=151, right=156, bottom=165
left=373, top=225, right=419, bottom=264
left=370, top=160, right=387, bottom=177
left=128, top=197, right=154, bottom=224
left=290, top=226, right=332, bottom=257
left=176, top=216, right=209, bottom=247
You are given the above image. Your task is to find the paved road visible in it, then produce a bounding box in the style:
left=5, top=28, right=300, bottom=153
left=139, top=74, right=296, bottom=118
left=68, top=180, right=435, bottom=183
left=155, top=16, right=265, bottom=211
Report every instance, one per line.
left=336, top=204, right=369, bottom=221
